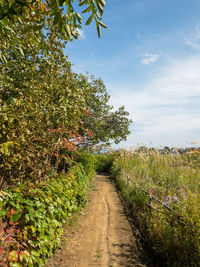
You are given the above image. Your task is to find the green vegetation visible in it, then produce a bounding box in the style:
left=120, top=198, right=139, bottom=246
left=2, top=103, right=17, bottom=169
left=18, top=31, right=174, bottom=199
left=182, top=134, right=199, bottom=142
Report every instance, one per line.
left=80, top=75, right=132, bottom=147
left=0, top=31, right=87, bottom=186
left=0, top=0, right=107, bottom=62
left=182, top=150, right=200, bottom=169
left=0, top=158, right=95, bottom=266
left=1, top=3, right=199, bottom=263
left=95, top=152, right=117, bottom=174
left=0, top=28, right=131, bottom=188
left=110, top=149, right=200, bottom=266
left=0, top=1, right=133, bottom=265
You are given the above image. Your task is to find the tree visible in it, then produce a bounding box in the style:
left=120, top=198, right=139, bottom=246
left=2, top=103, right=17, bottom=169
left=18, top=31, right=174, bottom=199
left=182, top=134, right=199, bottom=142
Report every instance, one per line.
left=0, top=0, right=132, bottom=185
left=0, top=0, right=107, bottom=62
left=0, top=27, right=88, bottom=186
left=0, top=0, right=108, bottom=186
left=76, top=75, right=132, bottom=148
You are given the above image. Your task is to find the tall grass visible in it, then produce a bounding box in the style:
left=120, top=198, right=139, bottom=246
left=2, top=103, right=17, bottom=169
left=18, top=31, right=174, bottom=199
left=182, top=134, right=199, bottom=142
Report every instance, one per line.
left=111, top=149, right=200, bottom=266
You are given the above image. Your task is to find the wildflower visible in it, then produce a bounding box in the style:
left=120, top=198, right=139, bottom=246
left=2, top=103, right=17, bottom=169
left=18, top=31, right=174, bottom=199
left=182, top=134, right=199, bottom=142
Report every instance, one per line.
left=163, top=196, right=171, bottom=206
left=163, top=195, right=180, bottom=207
left=172, top=195, right=180, bottom=207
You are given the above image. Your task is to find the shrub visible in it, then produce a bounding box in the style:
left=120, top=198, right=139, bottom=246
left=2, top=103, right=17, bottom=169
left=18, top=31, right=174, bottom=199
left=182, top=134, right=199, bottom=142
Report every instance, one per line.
left=0, top=163, right=93, bottom=266
left=95, top=152, right=117, bottom=174
left=76, top=151, right=96, bottom=179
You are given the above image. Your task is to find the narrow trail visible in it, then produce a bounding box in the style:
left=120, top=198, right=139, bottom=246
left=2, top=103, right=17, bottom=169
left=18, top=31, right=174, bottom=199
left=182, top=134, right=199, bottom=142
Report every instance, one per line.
left=47, top=175, right=148, bottom=267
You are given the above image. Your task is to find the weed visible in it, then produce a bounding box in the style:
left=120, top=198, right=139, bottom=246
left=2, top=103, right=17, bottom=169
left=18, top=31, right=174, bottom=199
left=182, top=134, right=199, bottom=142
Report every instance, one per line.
left=94, top=249, right=103, bottom=259
left=110, top=148, right=200, bottom=266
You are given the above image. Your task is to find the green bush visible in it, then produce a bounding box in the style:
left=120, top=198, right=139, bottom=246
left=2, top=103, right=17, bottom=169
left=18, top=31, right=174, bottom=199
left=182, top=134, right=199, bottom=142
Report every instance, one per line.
left=95, top=152, right=116, bottom=174
left=0, top=163, right=93, bottom=266
left=76, top=151, right=96, bottom=179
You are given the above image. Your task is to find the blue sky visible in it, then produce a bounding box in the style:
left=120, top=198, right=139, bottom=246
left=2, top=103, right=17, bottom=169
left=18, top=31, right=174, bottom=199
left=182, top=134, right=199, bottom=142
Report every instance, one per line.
left=64, top=0, right=200, bottom=149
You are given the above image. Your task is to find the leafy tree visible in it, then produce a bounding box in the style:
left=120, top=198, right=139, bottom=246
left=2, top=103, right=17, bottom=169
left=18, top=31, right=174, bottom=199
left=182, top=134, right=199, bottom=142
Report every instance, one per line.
left=77, top=75, right=132, bottom=148
left=0, top=0, right=132, bottom=186
left=0, top=0, right=107, bottom=61
left=0, top=28, right=87, bottom=186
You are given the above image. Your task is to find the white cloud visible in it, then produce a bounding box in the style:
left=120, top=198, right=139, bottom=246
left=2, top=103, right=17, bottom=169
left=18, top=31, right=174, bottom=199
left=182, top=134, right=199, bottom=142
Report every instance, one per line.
left=77, top=29, right=86, bottom=39
left=141, top=53, right=160, bottom=65
left=109, top=55, right=200, bottom=148
left=184, top=25, right=200, bottom=50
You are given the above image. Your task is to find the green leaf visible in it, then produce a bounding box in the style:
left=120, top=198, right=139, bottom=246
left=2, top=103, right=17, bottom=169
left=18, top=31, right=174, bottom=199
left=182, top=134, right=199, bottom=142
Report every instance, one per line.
left=9, top=0, right=16, bottom=8
left=75, top=12, right=82, bottom=24
left=4, top=25, right=15, bottom=33
left=71, top=30, right=78, bottom=39
left=82, top=6, right=91, bottom=13
left=53, top=13, right=60, bottom=25
left=79, top=0, right=88, bottom=6
left=18, top=47, right=24, bottom=56
left=85, top=14, right=93, bottom=25
left=19, top=250, right=30, bottom=262
left=24, top=199, right=34, bottom=206
left=96, top=1, right=104, bottom=15
left=99, top=0, right=106, bottom=7
left=65, top=24, right=71, bottom=37
left=32, top=25, right=43, bottom=31
left=97, top=20, right=107, bottom=29
left=30, top=250, right=40, bottom=261
left=9, top=251, right=18, bottom=262
left=11, top=212, right=21, bottom=222
left=1, top=16, right=9, bottom=26
left=10, top=263, right=22, bottom=267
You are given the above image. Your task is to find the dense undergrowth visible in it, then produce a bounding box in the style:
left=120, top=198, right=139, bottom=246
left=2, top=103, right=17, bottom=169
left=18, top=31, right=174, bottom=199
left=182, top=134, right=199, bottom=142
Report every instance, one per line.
left=110, top=149, right=200, bottom=266
left=0, top=153, right=96, bottom=266
left=95, top=152, right=116, bottom=174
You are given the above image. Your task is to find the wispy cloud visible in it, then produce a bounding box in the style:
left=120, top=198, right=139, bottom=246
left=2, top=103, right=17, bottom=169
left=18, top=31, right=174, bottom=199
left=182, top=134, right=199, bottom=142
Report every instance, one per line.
left=110, top=55, right=200, bottom=147
left=184, top=25, right=200, bottom=50
left=141, top=53, right=160, bottom=65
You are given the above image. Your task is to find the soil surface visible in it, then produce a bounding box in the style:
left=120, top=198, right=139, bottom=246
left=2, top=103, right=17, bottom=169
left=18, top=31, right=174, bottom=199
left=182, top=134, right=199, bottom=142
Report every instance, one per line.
left=46, top=175, right=149, bottom=267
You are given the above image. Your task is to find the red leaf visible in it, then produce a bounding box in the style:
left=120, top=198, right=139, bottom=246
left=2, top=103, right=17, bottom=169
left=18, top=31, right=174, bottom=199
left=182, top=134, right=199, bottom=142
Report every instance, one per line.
left=10, top=208, right=16, bottom=215
left=6, top=212, right=11, bottom=219
left=22, top=242, right=28, bottom=247
left=7, top=237, right=12, bottom=241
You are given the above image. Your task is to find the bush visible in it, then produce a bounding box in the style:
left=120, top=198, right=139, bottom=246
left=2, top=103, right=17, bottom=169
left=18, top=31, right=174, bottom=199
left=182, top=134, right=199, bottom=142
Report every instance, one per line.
left=95, top=152, right=116, bottom=174
left=0, top=163, right=94, bottom=266
left=76, top=151, right=96, bottom=179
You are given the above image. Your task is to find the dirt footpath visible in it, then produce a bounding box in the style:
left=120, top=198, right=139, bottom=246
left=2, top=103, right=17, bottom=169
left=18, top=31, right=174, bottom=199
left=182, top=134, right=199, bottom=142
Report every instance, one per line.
left=46, top=175, right=148, bottom=267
